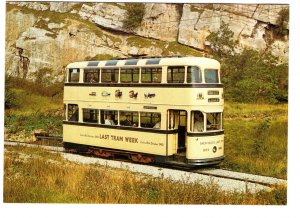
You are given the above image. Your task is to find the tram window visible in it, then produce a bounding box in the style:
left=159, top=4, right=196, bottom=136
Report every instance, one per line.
left=120, top=68, right=139, bottom=83
left=187, top=66, right=202, bottom=83
left=120, top=111, right=138, bottom=127
left=206, top=112, right=222, bottom=131
left=191, top=111, right=204, bottom=132
left=83, top=109, right=99, bottom=123
left=100, top=110, right=118, bottom=125
left=101, top=68, right=118, bottom=83
left=69, top=68, right=79, bottom=82
left=63, top=104, right=66, bottom=121
left=68, top=104, right=79, bottom=122
left=167, top=66, right=185, bottom=83
left=140, top=112, right=161, bottom=129
left=204, top=69, right=219, bottom=83
left=84, top=69, right=100, bottom=83
left=141, top=68, right=162, bottom=83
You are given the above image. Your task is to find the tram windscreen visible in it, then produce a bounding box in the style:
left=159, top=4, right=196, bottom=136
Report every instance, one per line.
left=204, top=69, right=219, bottom=83
left=187, top=66, right=201, bottom=83
left=206, top=112, right=222, bottom=131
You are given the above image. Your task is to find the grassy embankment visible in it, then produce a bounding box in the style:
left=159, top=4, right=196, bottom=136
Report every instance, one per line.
left=4, top=145, right=286, bottom=204
left=222, top=102, right=288, bottom=179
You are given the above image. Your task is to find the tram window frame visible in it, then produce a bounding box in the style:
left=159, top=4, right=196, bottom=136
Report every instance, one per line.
left=100, top=110, right=118, bottom=126
left=140, top=112, right=161, bottom=129
left=82, top=108, right=99, bottom=123
left=206, top=112, right=222, bottom=131
left=204, top=69, right=219, bottom=83
left=167, top=66, right=185, bottom=83
left=141, top=67, right=162, bottom=83
left=68, top=68, right=80, bottom=83
left=120, top=68, right=139, bottom=83
left=191, top=111, right=204, bottom=132
left=67, top=104, right=79, bottom=122
left=83, top=69, right=100, bottom=83
left=187, top=66, right=202, bottom=83
left=101, top=68, right=119, bottom=83
left=120, top=111, right=139, bottom=127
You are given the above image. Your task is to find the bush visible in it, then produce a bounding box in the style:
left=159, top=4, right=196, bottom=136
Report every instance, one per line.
left=123, top=3, right=145, bottom=31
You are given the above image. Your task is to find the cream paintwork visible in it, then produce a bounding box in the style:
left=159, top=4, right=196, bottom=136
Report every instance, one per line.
left=186, top=134, right=224, bottom=159
left=64, top=86, right=224, bottom=107
left=64, top=57, right=224, bottom=162
left=63, top=124, right=175, bottom=156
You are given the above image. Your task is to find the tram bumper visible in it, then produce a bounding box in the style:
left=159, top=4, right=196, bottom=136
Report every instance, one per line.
left=187, top=156, right=225, bottom=166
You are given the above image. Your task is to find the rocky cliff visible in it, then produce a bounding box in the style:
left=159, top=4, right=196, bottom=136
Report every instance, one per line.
left=5, top=2, right=289, bottom=82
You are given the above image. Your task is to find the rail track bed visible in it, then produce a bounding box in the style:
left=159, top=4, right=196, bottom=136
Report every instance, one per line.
left=4, top=140, right=286, bottom=193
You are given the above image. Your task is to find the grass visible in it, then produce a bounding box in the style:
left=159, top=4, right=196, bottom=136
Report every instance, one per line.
left=5, top=88, right=63, bottom=138
left=4, top=145, right=287, bottom=204
left=222, top=102, right=288, bottom=179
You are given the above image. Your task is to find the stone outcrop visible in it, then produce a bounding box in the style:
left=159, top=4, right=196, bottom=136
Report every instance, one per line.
left=5, top=2, right=289, bottom=82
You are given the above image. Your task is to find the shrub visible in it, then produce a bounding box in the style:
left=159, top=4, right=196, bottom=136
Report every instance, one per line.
left=123, top=3, right=145, bottom=32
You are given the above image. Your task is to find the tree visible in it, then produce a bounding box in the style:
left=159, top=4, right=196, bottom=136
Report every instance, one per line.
left=123, top=3, right=145, bottom=32
left=206, top=21, right=237, bottom=58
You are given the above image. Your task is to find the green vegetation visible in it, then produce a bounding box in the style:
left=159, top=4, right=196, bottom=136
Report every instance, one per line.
left=207, top=22, right=288, bottom=103
left=222, top=102, right=287, bottom=179
left=274, top=8, right=289, bottom=37
left=123, top=3, right=145, bottom=31
left=5, top=76, right=63, bottom=138
left=4, top=145, right=286, bottom=204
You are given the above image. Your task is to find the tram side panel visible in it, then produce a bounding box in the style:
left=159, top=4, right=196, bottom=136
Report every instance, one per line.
left=63, top=124, right=176, bottom=156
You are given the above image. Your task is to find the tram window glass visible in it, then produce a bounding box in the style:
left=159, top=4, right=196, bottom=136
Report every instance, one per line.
left=120, top=111, right=138, bottom=127
left=191, top=111, right=204, bottom=132
left=63, top=104, right=66, bottom=121
left=187, top=66, right=202, bottom=83
left=120, top=68, right=139, bottom=83
left=140, top=112, right=161, bottom=129
left=141, top=68, right=162, bottom=83
left=84, top=69, right=100, bottom=83
left=204, top=69, right=219, bottom=83
left=101, top=68, right=118, bottom=83
left=168, top=110, right=176, bottom=129
left=206, top=112, right=222, bottom=131
left=100, top=110, right=118, bottom=125
left=167, top=66, right=185, bottom=83
left=68, top=104, right=79, bottom=122
left=69, top=68, right=79, bottom=82
left=83, top=109, right=99, bottom=123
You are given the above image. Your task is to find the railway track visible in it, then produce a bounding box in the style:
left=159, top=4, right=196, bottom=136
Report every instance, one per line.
left=4, top=138, right=287, bottom=193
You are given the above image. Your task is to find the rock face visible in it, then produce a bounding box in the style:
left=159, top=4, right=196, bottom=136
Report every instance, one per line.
left=5, top=2, right=289, bottom=82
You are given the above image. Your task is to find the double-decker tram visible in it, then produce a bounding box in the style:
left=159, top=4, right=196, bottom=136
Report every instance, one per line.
left=63, top=57, right=224, bottom=166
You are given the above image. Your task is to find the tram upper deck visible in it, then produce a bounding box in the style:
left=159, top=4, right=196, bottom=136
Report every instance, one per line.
left=64, top=57, right=223, bottom=107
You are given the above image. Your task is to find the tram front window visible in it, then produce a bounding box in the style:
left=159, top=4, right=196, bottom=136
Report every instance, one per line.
left=206, top=112, right=222, bottom=131
left=204, top=69, right=219, bottom=83
left=191, top=111, right=204, bottom=132
left=187, top=66, right=202, bottom=83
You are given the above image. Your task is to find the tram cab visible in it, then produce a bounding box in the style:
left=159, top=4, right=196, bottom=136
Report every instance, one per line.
left=63, top=57, right=224, bottom=166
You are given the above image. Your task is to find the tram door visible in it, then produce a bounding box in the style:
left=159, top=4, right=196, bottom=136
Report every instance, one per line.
left=168, top=110, right=187, bottom=152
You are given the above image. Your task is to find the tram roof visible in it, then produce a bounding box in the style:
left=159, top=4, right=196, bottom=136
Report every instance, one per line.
left=66, top=57, right=220, bottom=69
